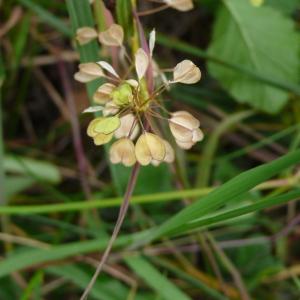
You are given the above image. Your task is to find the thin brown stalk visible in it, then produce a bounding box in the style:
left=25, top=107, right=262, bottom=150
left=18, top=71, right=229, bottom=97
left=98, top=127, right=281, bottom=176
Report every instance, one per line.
left=58, top=61, right=92, bottom=199
left=80, top=163, right=141, bottom=300
left=207, top=233, right=251, bottom=300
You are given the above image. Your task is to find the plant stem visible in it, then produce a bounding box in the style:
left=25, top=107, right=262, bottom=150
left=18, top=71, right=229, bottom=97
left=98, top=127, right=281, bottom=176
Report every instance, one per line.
left=80, top=163, right=140, bottom=300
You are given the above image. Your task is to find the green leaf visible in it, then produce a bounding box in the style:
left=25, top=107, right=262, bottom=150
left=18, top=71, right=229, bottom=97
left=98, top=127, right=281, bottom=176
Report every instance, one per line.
left=5, top=176, right=35, bottom=199
left=18, top=0, right=72, bottom=37
left=207, top=0, right=299, bottom=113
left=116, top=0, right=133, bottom=38
left=4, top=155, right=61, bottom=184
left=265, top=0, right=300, bottom=14
left=46, top=265, right=130, bottom=300
left=125, top=255, right=192, bottom=300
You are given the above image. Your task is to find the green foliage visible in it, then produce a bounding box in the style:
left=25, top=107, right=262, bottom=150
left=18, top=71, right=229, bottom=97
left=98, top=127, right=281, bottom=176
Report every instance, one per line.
left=125, top=255, right=192, bottom=300
left=207, top=0, right=299, bottom=113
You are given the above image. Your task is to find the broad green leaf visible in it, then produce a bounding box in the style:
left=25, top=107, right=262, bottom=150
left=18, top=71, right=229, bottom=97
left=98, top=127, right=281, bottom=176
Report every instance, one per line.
left=125, top=255, right=192, bottom=300
left=4, top=155, right=61, bottom=183
left=265, top=0, right=300, bottom=14
left=207, top=0, right=299, bottom=113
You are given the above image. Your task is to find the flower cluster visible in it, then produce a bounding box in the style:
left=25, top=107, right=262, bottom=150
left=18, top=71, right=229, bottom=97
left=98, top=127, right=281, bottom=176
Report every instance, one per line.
left=75, top=23, right=203, bottom=167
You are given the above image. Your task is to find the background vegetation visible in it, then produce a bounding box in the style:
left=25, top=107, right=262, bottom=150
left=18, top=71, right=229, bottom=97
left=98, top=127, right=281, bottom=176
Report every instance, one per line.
left=0, top=0, right=300, bottom=299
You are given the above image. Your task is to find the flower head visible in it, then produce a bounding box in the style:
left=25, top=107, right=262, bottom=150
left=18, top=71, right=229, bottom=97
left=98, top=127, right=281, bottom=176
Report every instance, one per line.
left=76, top=24, right=203, bottom=167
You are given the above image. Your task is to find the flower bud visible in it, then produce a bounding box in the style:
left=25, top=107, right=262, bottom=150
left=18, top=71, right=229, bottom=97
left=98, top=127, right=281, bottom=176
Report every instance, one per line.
left=115, top=114, right=139, bottom=140
left=173, top=60, right=201, bottom=84
left=98, top=24, right=124, bottom=47
left=111, top=83, right=133, bottom=106
left=135, top=133, right=166, bottom=166
left=110, top=138, right=136, bottom=167
left=93, top=83, right=116, bottom=104
left=169, top=111, right=203, bottom=149
left=74, top=63, right=104, bottom=83
left=76, top=27, right=98, bottom=45
left=164, top=0, right=194, bottom=11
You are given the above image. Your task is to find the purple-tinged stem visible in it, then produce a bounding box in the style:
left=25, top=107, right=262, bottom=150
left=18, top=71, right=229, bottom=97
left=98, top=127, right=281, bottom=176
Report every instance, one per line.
left=80, top=162, right=141, bottom=300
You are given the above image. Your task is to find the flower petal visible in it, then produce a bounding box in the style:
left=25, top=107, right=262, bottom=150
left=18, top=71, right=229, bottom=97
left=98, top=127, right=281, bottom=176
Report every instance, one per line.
left=135, top=48, right=149, bottom=80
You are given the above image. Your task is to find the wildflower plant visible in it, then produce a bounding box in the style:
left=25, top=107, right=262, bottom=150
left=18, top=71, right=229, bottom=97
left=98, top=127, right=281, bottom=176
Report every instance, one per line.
left=74, top=1, right=203, bottom=299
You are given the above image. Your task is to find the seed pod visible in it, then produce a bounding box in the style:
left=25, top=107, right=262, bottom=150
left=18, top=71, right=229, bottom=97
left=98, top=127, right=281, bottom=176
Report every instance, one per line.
left=74, top=63, right=104, bottom=83
left=98, top=24, right=124, bottom=47
left=87, top=118, right=114, bottom=145
left=110, top=138, right=136, bottom=167
left=76, top=27, right=98, bottom=45
left=111, top=83, right=133, bottom=106
left=135, top=133, right=166, bottom=166
left=151, top=140, right=175, bottom=166
left=114, top=114, right=139, bottom=140
left=93, top=83, right=116, bottom=104
left=173, top=60, right=201, bottom=84
left=169, top=111, right=203, bottom=149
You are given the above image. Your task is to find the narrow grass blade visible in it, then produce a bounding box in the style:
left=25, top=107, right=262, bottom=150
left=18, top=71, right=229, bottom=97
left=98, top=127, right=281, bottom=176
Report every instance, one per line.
left=140, top=149, right=300, bottom=243
left=125, top=255, right=192, bottom=300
